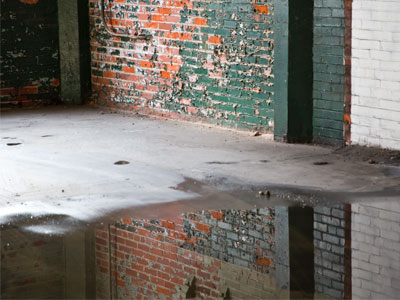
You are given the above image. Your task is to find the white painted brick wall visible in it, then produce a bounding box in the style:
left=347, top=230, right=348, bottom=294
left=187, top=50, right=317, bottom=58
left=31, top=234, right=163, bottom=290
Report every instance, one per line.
left=352, top=202, right=400, bottom=299
left=351, top=0, right=400, bottom=150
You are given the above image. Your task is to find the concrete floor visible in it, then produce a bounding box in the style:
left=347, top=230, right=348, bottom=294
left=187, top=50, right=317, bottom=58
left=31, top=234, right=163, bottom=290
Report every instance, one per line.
left=1, top=106, right=399, bottom=225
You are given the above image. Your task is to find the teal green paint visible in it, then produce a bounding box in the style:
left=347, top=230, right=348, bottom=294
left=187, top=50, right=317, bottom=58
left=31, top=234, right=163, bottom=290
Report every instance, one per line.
left=151, top=0, right=275, bottom=132
left=313, top=0, right=345, bottom=146
left=274, top=0, right=289, bottom=141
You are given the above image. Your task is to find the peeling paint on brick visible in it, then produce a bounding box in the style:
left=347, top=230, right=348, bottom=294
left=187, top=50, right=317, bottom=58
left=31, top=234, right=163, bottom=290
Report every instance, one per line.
left=89, top=0, right=275, bottom=131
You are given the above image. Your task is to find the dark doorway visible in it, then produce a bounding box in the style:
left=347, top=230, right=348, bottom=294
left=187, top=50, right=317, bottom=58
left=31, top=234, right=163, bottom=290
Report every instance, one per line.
left=287, top=0, right=314, bottom=143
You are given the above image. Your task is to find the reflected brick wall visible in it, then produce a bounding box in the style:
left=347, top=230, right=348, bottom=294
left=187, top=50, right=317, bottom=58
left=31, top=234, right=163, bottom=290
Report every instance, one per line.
left=351, top=202, right=400, bottom=299
left=0, top=227, right=65, bottom=299
left=314, top=205, right=347, bottom=299
left=95, top=208, right=280, bottom=299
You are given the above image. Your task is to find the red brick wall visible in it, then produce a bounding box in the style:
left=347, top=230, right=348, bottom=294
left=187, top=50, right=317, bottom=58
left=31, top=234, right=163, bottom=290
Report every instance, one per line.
left=96, top=225, right=224, bottom=298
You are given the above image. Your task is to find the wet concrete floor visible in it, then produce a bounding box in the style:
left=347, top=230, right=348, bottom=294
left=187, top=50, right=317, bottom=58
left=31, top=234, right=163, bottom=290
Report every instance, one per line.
left=1, top=106, right=399, bottom=224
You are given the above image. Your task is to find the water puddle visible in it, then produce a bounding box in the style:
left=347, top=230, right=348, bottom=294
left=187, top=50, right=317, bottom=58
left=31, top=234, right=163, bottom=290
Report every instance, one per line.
left=1, top=190, right=399, bottom=299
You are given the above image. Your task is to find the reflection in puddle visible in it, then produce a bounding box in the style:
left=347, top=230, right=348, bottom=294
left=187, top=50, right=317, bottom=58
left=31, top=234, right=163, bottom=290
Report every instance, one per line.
left=1, top=201, right=399, bottom=299
left=1, top=228, right=66, bottom=298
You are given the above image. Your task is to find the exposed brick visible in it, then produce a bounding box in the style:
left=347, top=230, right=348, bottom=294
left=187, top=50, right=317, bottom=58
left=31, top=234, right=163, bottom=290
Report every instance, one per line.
left=193, top=17, right=207, bottom=26
left=89, top=0, right=275, bottom=132
left=254, top=5, right=269, bottom=14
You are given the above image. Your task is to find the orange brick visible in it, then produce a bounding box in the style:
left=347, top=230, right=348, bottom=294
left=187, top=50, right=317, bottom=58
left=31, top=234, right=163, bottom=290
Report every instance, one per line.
left=344, top=113, right=351, bottom=124
left=171, top=32, right=180, bottom=39
left=123, top=66, right=135, bottom=73
left=197, top=223, right=211, bottom=232
left=179, top=33, right=192, bottom=41
left=211, top=210, right=224, bottom=221
left=152, top=15, right=166, bottom=22
left=208, top=36, right=222, bottom=44
left=140, top=61, right=154, bottom=68
left=194, top=17, right=207, bottom=25
left=254, top=5, right=269, bottom=14
left=256, top=257, right=271, bottom=267
left=117, top=279, right=125, bottom=287
left=20, top=0, right=39, bottom=4
left=164, top=252, right=177, bottom=260
left=157, top=286, right=172, bottom=296
left=145, top=22, right=158, bottom=29
left=139, top=272, right=149, bottom=281
left=161, top=221, right=175, bottom=230
left=151, top=247, right=163, bottom=256
left=51, top=78, right=60, bottom=87
left=137, top=257, right=149, bottom=266
left=18, top=86, right=38, bottom=95
left=110, top=19, right=120, bottom=26
left=103, top=71, right=116, bottom=78
left=160, top=71, right=172, bottom=79
left=158, top=7, right=171, bottom=14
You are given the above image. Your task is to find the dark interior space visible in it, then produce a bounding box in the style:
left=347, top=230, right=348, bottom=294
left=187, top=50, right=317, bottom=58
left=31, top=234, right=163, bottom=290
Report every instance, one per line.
left=0, top=0, right=60, bottom=108
left=287, top=0, right=314, bottom=143
left=77, top=0, right=92, bottom=102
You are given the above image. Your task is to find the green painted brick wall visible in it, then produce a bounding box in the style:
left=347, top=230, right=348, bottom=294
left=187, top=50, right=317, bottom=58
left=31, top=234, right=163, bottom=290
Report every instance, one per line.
left=313, top=0, right=345, bottom=145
